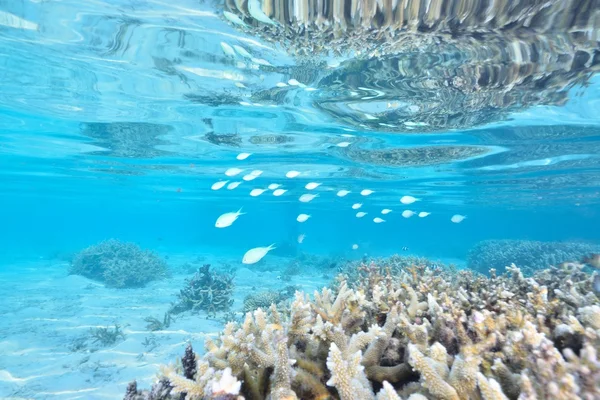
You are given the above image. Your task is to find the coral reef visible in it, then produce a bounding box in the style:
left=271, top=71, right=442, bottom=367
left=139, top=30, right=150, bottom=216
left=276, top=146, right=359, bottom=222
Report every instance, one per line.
left=467, top=239, right=600, bottom=275
left=123, top=256, right=599, bottom=399
left=70, top=239, right=169, bottom=288
left=169, top=264, right=235, bottom=317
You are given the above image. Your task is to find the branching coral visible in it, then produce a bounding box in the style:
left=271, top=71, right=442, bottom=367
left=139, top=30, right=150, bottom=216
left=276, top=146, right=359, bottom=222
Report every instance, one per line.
left=70, top=239, right=169, bottom=288
left=169, top=264, right=234, bottom=317
left=145, top=312, right=175, bottom=332
left=124, top=256, right=599, bottom=400
left=89, top=324, right=126, bottom=346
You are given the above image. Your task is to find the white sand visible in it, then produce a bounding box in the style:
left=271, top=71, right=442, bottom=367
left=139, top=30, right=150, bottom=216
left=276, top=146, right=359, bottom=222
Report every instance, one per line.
left=0, top=254, right=330, bottom=399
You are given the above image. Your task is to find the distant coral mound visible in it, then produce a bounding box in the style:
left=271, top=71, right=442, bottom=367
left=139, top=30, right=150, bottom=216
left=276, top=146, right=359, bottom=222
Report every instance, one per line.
left=467, top=239, right=600, bottom=275
left=70, top=239, right=169, bottom=288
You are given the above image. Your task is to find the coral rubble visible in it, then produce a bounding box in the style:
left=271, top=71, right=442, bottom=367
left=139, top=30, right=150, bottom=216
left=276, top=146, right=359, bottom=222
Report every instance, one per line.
left=467, top=239, right=600, bottom=275
left=124, top=256, right=599, bottom=399
left=169, top=264, right=235, bottom=317
left=70, top=239, right=169, bottom=288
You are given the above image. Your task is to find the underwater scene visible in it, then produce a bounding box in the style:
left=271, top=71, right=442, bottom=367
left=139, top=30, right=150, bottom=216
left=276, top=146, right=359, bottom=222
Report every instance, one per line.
left=1, top=0, right=600, bottom=399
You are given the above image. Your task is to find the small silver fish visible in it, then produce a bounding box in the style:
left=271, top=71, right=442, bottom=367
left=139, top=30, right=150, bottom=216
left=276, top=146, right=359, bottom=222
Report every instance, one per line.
left=297, top=234, right=305, bottom=244
left=242, top=244, right=276, bottom=264
left=215, top=208, right=245, bottom=228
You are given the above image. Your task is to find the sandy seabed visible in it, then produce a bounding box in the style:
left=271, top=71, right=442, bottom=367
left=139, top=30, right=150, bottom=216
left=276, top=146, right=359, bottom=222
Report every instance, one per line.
left=0, top=253, right=332, bottom=400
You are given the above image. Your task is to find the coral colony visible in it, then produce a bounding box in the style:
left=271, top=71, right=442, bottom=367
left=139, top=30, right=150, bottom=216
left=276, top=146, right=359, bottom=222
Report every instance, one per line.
left=70, top=239, right=169, bottom=288
left=169, top=264, right=235, bottom=317
left=122, top=256, right=600, bottom=400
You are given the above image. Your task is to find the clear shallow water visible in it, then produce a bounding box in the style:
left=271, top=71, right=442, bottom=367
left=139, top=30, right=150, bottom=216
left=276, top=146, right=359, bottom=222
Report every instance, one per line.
left=0, top=0, right=599, bottom=398
left=1, top=0, right=599, bottom=261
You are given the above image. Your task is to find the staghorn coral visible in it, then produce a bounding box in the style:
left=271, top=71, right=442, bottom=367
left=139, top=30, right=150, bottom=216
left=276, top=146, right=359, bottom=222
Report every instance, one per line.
left=70, top=239, right=169, bottom=288
left=89, top=324, right=126, bottom=347
left=170, top=264, right=235, bottom=317
left=145, top=312, right=175, bottom=332
left=124, top=255, right=599, bottom=400
left=467, top=239, right=600, bottom=275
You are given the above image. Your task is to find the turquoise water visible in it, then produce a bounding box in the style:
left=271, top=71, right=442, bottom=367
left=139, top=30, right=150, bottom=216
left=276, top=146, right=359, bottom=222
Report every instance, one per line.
left=1, top=0, right=600, bottom=398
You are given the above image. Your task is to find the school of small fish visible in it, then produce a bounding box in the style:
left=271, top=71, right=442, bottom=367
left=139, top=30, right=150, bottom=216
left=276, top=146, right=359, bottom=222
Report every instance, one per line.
left=210, top=154, right=469, bottom=264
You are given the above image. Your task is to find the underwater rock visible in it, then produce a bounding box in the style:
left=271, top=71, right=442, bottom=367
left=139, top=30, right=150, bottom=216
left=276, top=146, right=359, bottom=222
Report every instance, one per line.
left=70, top=239, right=169, bottom=288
